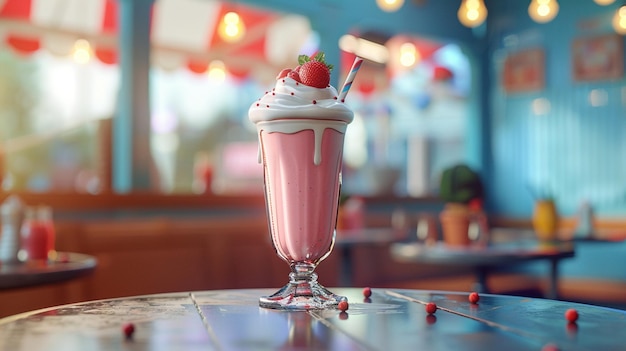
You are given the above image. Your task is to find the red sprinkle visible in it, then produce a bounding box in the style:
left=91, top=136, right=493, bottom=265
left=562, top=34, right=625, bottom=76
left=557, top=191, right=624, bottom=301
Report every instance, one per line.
left=290, top=92, right=294, bottom=95
left=313, top=100, right=317, bottom=104
left=266, top=105, right=270, bottom=108
left=338, top=300, right=349, bottom=311
left=123, top=323, right=135, bottom=338
left=425, top=302, right=437, bottom=314
left=363, top=287, right=372, bottom=298
left=565, top=308, right=578, bottom=323
left=469, top=292, right=480, bottom=304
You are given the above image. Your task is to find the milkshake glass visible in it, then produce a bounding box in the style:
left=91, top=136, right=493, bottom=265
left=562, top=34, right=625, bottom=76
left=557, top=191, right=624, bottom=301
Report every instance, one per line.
left=249, top=63, right=353, bottom=310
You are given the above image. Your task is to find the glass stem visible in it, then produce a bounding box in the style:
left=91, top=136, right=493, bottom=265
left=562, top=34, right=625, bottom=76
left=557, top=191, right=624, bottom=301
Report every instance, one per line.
left=289, top=263, right=317, bottom=294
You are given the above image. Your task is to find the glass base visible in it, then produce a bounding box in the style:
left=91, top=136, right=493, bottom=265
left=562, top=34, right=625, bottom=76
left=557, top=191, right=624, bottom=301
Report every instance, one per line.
left=259, top=272, right=347, bottom=310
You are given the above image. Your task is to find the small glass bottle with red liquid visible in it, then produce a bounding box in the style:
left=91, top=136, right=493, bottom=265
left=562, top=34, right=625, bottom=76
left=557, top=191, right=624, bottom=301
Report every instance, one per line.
left=37, top=206, right=56, bottom=259
left=20, top=206, right=55, bottom=261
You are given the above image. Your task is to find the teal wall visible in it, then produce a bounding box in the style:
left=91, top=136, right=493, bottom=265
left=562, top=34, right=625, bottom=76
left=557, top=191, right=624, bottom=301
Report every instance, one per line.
left=485, top=1, right=626, bottom=218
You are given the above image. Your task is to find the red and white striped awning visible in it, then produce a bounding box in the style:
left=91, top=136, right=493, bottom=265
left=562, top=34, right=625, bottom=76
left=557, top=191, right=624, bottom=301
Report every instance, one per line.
left=0, top=0, right=313, bottom=77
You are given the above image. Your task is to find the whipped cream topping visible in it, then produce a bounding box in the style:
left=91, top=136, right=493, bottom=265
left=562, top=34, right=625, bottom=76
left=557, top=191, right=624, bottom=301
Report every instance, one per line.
left=249, top=77, right=353, bottom=124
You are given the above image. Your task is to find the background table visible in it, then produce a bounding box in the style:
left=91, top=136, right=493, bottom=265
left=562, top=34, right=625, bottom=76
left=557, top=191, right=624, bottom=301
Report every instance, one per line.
left=336, top=228, right=406, bottom=286
left=1, top=288, right=624, bottom=350
left=390, top=240, right=575, bottom=299
left=0, top=252, right=97, bottom=290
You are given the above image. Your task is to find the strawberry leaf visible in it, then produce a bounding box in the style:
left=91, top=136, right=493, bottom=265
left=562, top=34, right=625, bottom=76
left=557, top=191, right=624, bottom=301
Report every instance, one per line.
left=314, top=52, right=325, bottom=62
left=298, top=54, right=310, bottom=65
left=297, top=52, right=333, bottom=72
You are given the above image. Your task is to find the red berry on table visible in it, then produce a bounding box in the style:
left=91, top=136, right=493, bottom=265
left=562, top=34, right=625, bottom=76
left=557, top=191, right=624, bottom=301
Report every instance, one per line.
left=363, top=287, right=372, bottom=298
left=123, top=323, right=135, bottom=338
left=297, top=52, right=333, bottom=88
left=565, top=308, right=578, bottom=322
left=276, top=68, right=292, bottom=80
left=425, top=302, right=437, bottom=314
left=338, top=300, right=349, bottom=311
left=469, top=292, right=480, bottom=304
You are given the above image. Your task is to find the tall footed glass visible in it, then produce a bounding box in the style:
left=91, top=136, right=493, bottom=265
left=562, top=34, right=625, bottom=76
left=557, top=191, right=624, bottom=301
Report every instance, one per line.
left=257, top=119, right=348, bottom=310
left=249, top=52, right=359, bottom=309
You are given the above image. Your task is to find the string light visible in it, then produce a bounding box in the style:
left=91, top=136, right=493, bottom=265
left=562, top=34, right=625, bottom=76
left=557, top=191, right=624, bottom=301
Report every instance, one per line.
left=457, top=0, right=488, bottom=28
left=71, top=39, right=92, bottom=64
left=528, top=0, right=559, bottom=23
left=217, top=11, right=245, bottom=42
left=207, top=60, right=226, bottom=82
left=399, top=42, right=419, bottom=68
left=593, top=0, right=616, bottom=5
left=376, top=0, right=404, bottom=12
left=613, top=5, right=626, bottom=35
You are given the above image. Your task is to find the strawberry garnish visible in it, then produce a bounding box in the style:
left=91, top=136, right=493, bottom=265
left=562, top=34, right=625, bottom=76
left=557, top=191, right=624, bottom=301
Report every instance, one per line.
left=276, top=68, right=292, bottom=80
left=288, top=70, right=301, bottom=83
left=297, top=52, right=333, bottom=88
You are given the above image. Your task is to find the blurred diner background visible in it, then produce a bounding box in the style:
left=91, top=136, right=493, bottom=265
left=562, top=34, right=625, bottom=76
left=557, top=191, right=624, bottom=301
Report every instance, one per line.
left=1, top=0, right=626, bottom=317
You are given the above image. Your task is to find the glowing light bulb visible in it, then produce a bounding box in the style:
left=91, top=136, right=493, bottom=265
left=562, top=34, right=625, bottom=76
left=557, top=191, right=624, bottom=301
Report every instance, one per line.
left=376, top=0, right=404, bottom=12
left=457, top=0, right=488, bottom=28
left=593, top=0, right=615, bottom=5
left=218, top=11, right=245, bottom=43
left=613, top=5, right=626, bottom=35
left=528, top=0, right=559, bottom=24
left=207, top=60, right=226, bottom=82
left=399, top=42, right=419, bottom=68
left=72, top=39, right=92, bottom=64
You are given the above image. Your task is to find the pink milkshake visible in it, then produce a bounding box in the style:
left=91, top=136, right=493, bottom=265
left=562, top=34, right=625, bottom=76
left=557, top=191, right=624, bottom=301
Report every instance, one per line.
left=249, top=53, right=354, bottom=310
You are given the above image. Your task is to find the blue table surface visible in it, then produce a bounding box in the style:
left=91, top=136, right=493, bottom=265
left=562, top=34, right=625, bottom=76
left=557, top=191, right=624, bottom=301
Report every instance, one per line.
left=0, top=288, right=624, bottom=350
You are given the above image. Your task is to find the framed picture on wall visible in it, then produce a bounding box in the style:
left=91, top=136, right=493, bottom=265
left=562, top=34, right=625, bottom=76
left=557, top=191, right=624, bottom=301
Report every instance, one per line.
left=502, top=48, right=545, bottom=93
left=572, top=34, right=624, bottom=82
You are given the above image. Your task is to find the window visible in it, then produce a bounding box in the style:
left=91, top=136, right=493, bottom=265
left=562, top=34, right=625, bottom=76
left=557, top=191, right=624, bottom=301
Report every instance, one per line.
left=1, top=1, right=472, bottom=198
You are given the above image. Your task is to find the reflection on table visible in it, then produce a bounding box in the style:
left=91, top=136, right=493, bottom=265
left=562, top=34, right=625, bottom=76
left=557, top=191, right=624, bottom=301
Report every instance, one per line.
left=0, top=288, right=624, bottom=350
left=0, top=252, right=97, bottom=290
left=390, top=239, right=575, bottom=299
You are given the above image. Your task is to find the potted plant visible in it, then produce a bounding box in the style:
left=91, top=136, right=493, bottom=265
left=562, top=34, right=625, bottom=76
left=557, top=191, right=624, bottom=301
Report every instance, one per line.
left=438, top=164, right=484, bottom=246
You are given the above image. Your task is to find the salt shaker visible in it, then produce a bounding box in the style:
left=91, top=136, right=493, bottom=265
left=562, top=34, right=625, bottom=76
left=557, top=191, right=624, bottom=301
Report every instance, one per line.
left=0, top=195, right=25, bottom=264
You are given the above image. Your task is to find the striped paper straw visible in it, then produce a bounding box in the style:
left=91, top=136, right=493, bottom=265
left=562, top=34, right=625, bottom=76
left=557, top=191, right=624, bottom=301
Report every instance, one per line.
left=338, top=56, right=363, bottom=102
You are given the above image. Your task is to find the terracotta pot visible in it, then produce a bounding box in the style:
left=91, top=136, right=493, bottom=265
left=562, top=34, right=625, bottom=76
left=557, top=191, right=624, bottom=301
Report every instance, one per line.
left=439, top=204, right=471, bottom=247
left=532, top=199, right=559, bottom=241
